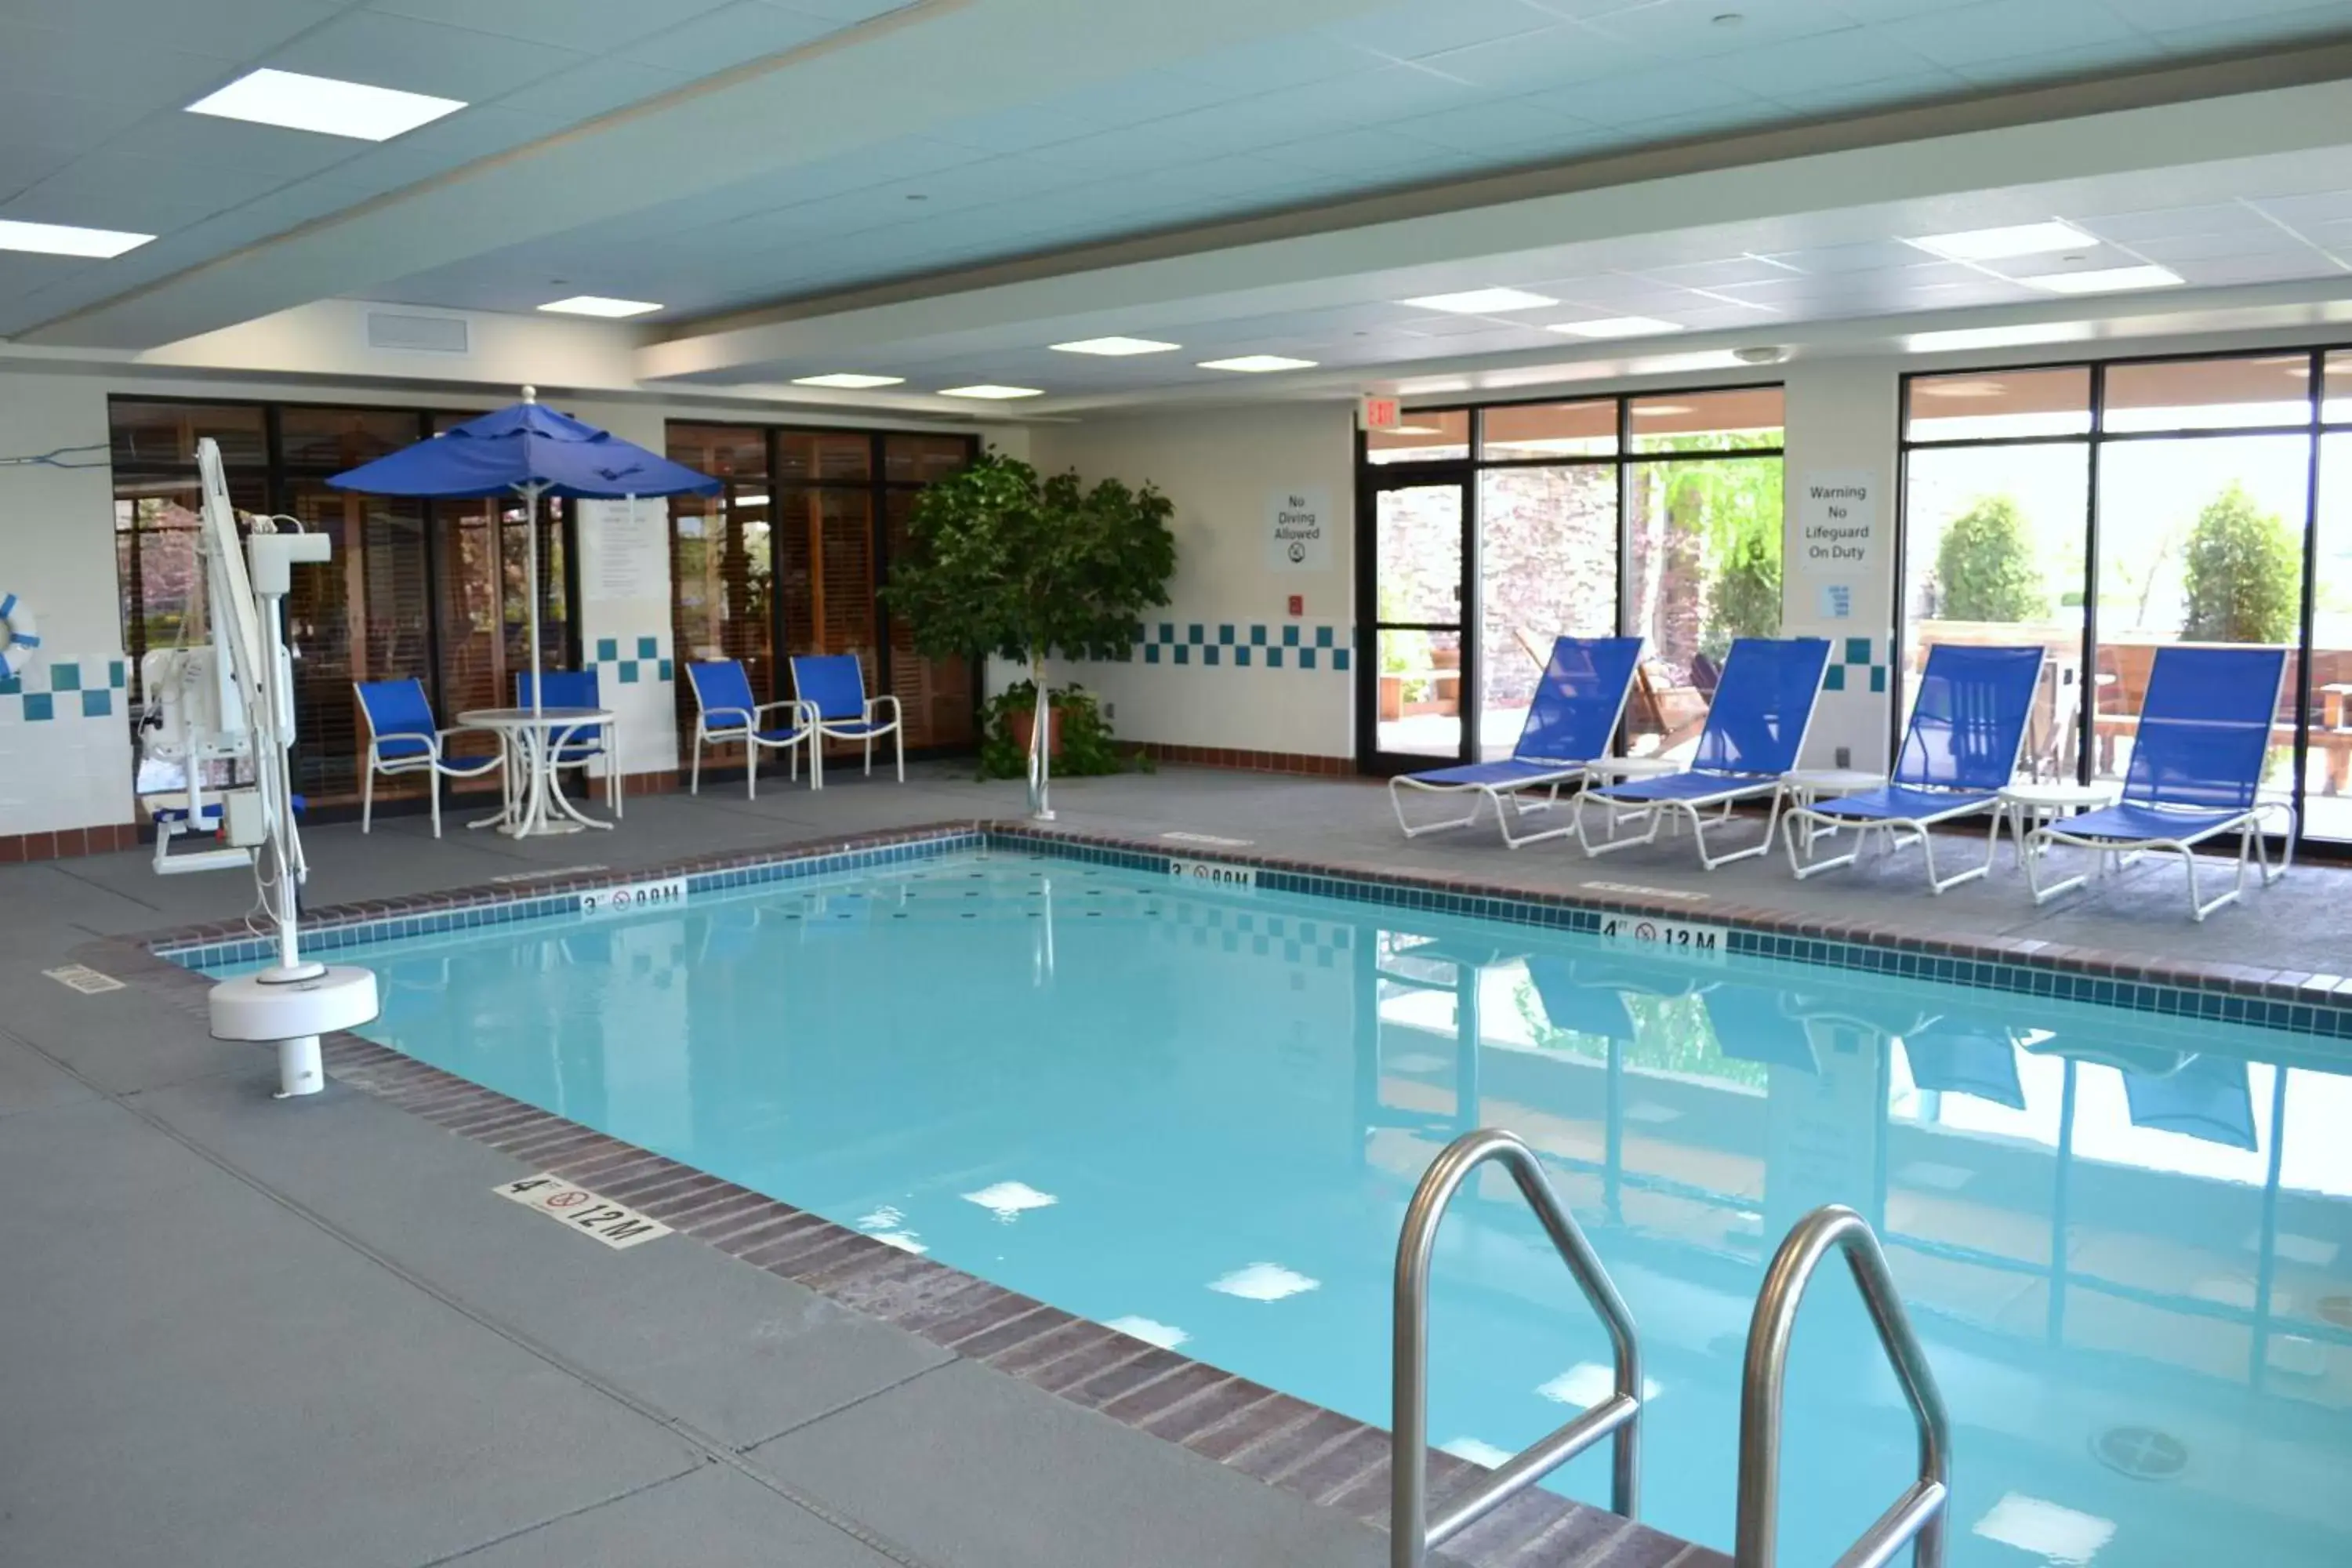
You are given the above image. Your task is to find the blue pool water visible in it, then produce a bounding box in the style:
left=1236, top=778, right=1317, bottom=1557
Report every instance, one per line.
left=209, top=849, right=2352, bottom=1564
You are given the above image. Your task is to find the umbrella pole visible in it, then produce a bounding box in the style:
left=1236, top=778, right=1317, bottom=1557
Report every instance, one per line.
left=519, top=474, right=546, bottom=834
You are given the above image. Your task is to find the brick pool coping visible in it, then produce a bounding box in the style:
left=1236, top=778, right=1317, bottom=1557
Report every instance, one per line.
left=87, top=817, right=2352, bottom=1568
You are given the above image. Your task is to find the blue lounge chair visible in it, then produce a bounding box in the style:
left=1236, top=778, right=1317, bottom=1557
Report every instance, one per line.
left=1781, top=644, right=2044, bottom=893
left=1388, top=635, right=1643, bottom=848
left=2024, top=644, right=2293, bottom=921
left=684, top=659, right=815, bottom=799
left=354, top=678, right=504, bottom=838
left=516, top=668, right=619, bottom=819
left=2123, top=1051, right=2258, bottom=1152
left=1900, top=1014, right=2027, bottom=1110
left=790, top=653, right=902, bottom=785
left=1572, top=636, right=1831, bottom=868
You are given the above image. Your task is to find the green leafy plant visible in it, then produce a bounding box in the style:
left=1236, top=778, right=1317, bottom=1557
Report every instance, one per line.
left=884, top=452, right=1176, bottom=682
left=976, top=681, right=1139, bottom=779
left=1701, top=530, right=1783, bottom=659
left=2182, top=482, right=2299, bottom=644
left=1933, top=495, right=2049, bottom=622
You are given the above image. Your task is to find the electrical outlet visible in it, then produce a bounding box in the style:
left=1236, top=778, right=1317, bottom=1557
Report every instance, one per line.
left=1834, top=746, right=1851, bottom=769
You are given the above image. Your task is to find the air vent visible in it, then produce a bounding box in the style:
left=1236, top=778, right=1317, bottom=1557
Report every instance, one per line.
left=365, top=310, right=470, bottom=355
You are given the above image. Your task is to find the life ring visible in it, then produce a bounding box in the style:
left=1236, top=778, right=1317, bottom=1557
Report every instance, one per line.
left=0, top=592, right=38, bottom=678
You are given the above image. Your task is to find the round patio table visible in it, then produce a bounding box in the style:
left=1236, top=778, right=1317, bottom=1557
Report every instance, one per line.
left=458, top=706, right=615, bottom=838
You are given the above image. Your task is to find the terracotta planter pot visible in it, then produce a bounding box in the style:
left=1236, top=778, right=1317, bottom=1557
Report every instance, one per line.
left=1377, top=673, right=1405, bottom=722
left=1009, top=703, right=1064, bottom=759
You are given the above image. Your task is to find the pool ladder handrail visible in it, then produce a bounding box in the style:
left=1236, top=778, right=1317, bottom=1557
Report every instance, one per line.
left=1391, top=1128, right=1642, bottom=1568
left=1734, top=1203, right=1952, bottom=1568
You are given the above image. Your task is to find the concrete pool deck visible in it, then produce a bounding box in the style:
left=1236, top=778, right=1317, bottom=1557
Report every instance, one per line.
left=5, top=764, right=2346, bottom=1566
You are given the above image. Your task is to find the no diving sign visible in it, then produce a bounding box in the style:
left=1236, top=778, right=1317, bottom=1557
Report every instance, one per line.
left=495, top=1174, right=673, bottom=1249
left=1267, top=487, right=1330, bottom=572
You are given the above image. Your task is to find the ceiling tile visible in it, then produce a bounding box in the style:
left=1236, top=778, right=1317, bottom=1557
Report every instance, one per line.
left=1040, top=69, right=1243, bottom=131
left=1706, top=26, right=1941, bottom=97
left=2172, top=252, right=2343, bottom=285
left=1584, top=0, right=1865, bottom=58
left=1871, top=0, right=2142, bottom=70
left=1386, top=97, right=1592, bottom=155
left=0, top=93, right=143, bottom=165
left=0, top=0, right=342, bottom=60
left=270, top=10, right=587, bottom=101
left=491, top=56, right=695, bottom=124
left=1163, top=34, right=1380, bottom=95
left=365, top=0, right=738, bottom=50
left=929, top=103, right=1104, bottom=156
left=2152, top=1, right=2352, bottom=53
left=1530, top=64, right=1762, bottom=125
left=0, top=20, right=239, bottom=103
left=1323, top=0, right=1558, bottom=62
left=1637, top=256, right=1804, bottom=289
left=1757, top=239, right=1936, bottom=274
left=328, top=104, right=568, bottom=189
left=1947, top=34, right=2174, bottom=85
left=619, top=1, right=845, bottom=75
left=2249, top=189, right=2352, bottom=226
left=2127, top=230, right=2320, bottom=263
left=1254, top=127, right=1472, bottom=180
left=1768, top=68, right=1969, bottom=114
left=1, top=151, right=298, bottom=233
left=137, top=106, right=376, bottom=178
left=1417, top=20, right=1663, bottom=91
left=2073, top=201, right=2252, bottom=242
left=2107, top=0, right=2342, bottom=27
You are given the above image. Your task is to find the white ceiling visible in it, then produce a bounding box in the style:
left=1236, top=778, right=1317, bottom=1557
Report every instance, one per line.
left=3, top=0, right=2352, bottom=412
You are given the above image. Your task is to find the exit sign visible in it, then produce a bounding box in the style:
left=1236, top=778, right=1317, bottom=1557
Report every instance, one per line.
left=1359, top=394, right=1402, bottom=432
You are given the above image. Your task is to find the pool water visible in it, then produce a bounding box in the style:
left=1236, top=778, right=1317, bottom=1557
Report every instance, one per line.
left=211, top=849, right=2352, bottom=1565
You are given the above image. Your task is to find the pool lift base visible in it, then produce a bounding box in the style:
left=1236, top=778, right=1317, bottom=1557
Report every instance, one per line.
left=209, top=963, right=380, bottom=1098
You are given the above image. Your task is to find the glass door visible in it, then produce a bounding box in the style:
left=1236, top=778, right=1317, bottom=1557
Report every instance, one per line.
left=1363, top=476, right=1472, bottom=770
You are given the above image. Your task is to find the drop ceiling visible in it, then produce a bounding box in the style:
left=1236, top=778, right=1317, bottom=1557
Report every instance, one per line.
left=2, top=0, right=2352, bottom=413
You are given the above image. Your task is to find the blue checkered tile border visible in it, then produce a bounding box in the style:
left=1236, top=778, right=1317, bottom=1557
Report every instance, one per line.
left=0, top=656, right=127, bottom=722
left=589, top=630, right=673, bottom=688
left=1066, top=621, right=1354, bottom=673
left=1821, top=634, right=1887, bottom=695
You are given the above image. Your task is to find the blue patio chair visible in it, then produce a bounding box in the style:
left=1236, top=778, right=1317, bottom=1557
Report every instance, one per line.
left=517, top=668, right=620, bottom=820
left=1573, top=637, right=1831, bottom=869
left=684, top=659, right=815, bottom=799
left=2024, top=644, right=2294, bottom=920
left=790, top=653, right=902, bottom=785
left=1389, top=635, right=1644, bottom=848
left=354, top=678, right=503, bottom=838
left=1781, top=644, right=2045, bottom=893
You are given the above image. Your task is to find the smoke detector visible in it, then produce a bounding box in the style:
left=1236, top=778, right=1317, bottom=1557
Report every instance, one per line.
left=1733, top=346, right=1788, bottom=365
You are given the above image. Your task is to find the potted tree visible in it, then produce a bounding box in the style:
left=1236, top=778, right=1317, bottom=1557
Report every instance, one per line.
left=884, top=454, right=1176, bottom=818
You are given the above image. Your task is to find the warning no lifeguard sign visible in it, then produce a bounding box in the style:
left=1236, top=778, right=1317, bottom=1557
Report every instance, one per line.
left=495, top=1174, right=673, bottom=1250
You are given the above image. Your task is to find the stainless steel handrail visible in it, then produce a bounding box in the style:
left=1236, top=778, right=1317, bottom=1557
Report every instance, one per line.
left=1392, top=1128, right=1641, bottom=1568
left=1735, top=1205, right=1951, bottom=1568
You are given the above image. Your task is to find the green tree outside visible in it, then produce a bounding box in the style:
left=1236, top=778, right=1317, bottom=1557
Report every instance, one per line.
left=1934, top=495, right=2049, bottom=622
left=2181, top=481, right=2299, bottom=644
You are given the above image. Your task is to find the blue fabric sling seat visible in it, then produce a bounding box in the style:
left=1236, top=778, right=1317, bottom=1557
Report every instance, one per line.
left=1781, top=643, right=2044, bottom=894
left=1389, top=636, right=1643, bottom=848
left=2024, top=644, right=2293, bottom=921
left=1573, top=637, right=1831, bottom=869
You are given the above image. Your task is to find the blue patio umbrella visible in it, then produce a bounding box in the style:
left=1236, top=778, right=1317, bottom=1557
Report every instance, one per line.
left=326, top=388, right=719, bottom=724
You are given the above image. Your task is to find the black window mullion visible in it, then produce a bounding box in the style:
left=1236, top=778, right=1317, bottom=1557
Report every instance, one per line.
left=2078, top=363, right=2105, bottom=786
left=2294, top=347, right=2325, bottom=851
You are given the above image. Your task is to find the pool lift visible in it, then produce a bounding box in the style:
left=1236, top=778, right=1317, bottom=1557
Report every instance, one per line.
left=180, top=436, right=380, bottom=1098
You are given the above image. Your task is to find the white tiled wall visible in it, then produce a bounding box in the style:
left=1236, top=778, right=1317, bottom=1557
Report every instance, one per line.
left=1029, top=403, right=1357, bottom=758
left=0, top=373, right=134, bottom=837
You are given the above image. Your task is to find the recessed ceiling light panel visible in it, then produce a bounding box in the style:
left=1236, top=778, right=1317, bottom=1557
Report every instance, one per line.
left=2016, top=264, right=2181, bottom=295
left=1050, top=336, right=1180, bottom=356
left=0, top=219, right=153, bottom=258
left=1904, top=221, right=2093, bottom=261
left=792, top=372, right=906, bottom=389
left=186, top=68, right=465, bottom=142
left=1199, top=355, right=1318, bottom=372
left=1548, top=316, right=1685, bottom=339
left=938, top=384, right=1044, bottom=400
left=1400, top=287, right=1557, bottom=314
left=538, top=295, right=663, bottom=318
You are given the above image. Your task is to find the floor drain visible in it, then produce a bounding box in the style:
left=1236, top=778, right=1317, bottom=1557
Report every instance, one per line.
left=2092, top=1425, right=2188, bottom=1481
left=2319, top=1295, right=2352, bottom=1330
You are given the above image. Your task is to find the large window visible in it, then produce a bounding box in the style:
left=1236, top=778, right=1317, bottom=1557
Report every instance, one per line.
left=666, top=423, right=978, bottom=751
left=1900, top=350, right=2352, bottom=844
left=1359, top=387, right=1784, bottom=768
left=111, top=397, right=566, bottom=808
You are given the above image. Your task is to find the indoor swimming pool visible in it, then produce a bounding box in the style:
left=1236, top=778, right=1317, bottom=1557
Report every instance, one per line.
left=201, top=846, right=2352, bottom=1566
